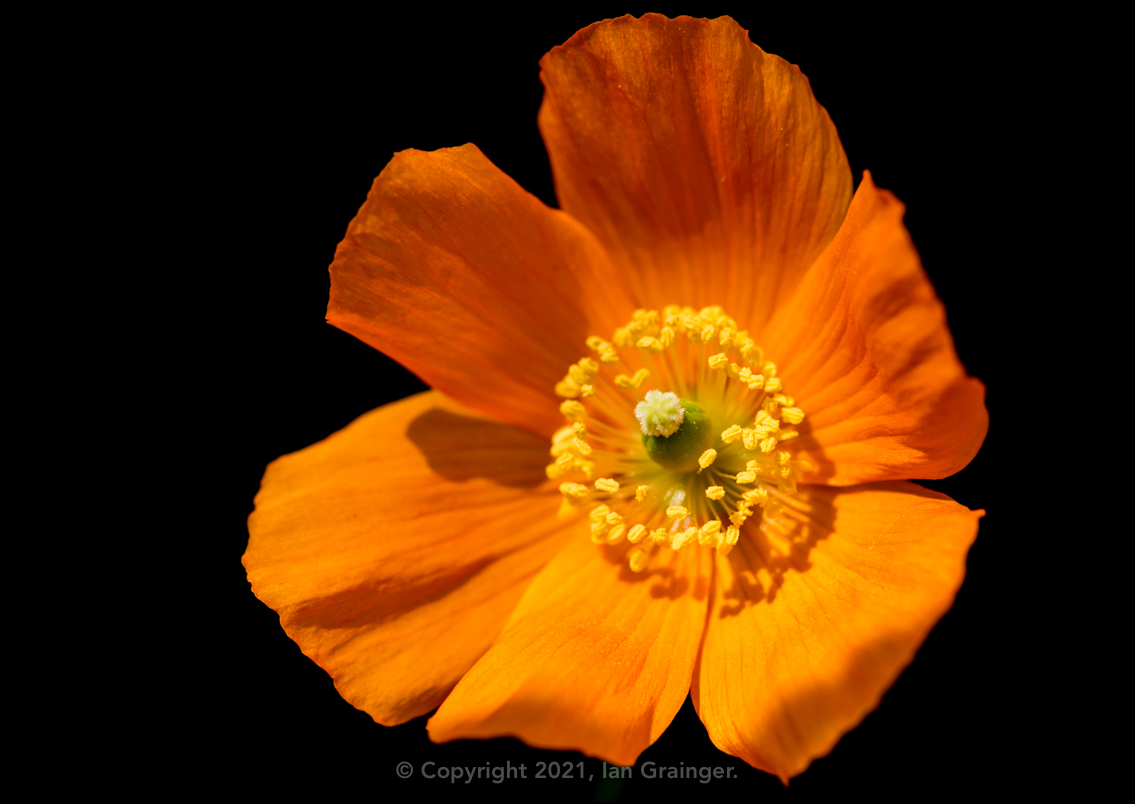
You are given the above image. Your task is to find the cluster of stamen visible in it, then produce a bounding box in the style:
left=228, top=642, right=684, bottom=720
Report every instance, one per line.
left=547, top=306, right=811, bottom=572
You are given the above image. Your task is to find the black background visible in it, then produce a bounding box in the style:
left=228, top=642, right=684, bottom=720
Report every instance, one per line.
left=200, top=5, right=1048, bottom=798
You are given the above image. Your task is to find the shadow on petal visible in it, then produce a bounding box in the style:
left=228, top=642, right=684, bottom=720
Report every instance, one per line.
left=693, top=480, right=980, bottom=779
left=717, top=486, right=834, bottom=617
left=407, top=407, right=549, bottom=489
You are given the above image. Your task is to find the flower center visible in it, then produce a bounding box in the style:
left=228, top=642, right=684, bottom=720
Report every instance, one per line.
left=548, top=306, right=810, bottom=573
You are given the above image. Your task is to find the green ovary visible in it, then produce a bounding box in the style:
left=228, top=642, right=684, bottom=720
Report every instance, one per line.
left=641, top=400, right=715, bottom=473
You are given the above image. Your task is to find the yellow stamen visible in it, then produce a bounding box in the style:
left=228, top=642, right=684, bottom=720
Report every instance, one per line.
left=698, top=449, right=717, bottom=470
left=595, top=478, right=619, bottom=494
left=743, top=488, right=769, bottom=506
left=706, top=486, right=725, bottom=500
left=667, top=505, right=689, bottom=519
left=615, top=368, right=650, bottom=389
left=635, top=485, right=652, bottom=502
left=782, top=407, right=805, bottom=424
left=555, top=380, right=581, bottom=398
left=672, top=526, right=698, bottom=550
left=560, top=400, right=586, bottom=421
left=721, top=425, right=743, bottom=444
left=698, top=521, right=722, bottom=545
left=560, top=482, right=589, bottom=500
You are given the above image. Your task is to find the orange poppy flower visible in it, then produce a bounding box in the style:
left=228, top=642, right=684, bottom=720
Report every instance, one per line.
left=243, top=14, right=987, bottom=781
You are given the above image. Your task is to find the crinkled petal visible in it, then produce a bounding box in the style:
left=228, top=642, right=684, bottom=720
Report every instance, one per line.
left=244, top=391, right=567, bottom=725
left=692, top=481, right=981, bottom=780
left=538, top=13, right=852, bottom=332
left=428, top=537, right=712, bottom=766
left=329, top=145, right=633, bottom=438
left=763, top=173, right=988, bottom=484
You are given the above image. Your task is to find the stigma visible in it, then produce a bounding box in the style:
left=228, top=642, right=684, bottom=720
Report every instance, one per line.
left=635, top=390, right=684, bottom=436
left=546, top=306, right=811, bottom=573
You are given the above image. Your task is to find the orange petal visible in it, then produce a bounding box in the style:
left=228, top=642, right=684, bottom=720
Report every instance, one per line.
left=427, top=536, right=712, bottom=765
left=538, top=14, right=852, bottom=332
left=244, top=390, right=570, bottom=726
left=692, top=481, right=981, bottom=780
left=328, top=145, right=633, bottom=439
left=763, top=173, right=988, bottom=485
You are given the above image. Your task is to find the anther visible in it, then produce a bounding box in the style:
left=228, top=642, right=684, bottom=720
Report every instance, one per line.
left=782, top=407, right=805, bottom=424
left=615, top=369, right=650, bottom=389
left=743, top=488, right=769, bottom=505
left=721, top=425, right=743, bottom=444
left=698, top=521, right=722, bottom=545
left=560, top=400, right=586, bottom=421
left=672, top=527, right=698, bottom=550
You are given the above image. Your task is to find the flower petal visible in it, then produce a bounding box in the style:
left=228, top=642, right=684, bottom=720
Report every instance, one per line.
left=329, top=144, right=633, bottom=439
left=692, top=481, right=981, bottom=780
left=538, top=14, right=852, bottom=331
left=427, top=537, right=712, bottom=765
left=244, top=391, right=569, bottom=725
left=763, top=173, right=988, bottom=485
